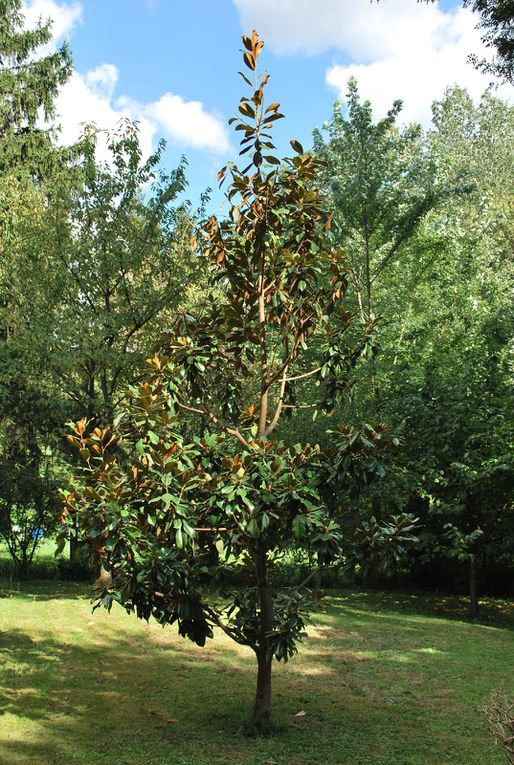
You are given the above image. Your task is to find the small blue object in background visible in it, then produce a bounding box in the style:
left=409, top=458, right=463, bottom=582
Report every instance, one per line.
left=31, top=528, right=44, bottom=541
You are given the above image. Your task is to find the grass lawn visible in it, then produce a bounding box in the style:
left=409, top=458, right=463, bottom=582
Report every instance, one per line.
left=0, top=583, right=512, bottom=765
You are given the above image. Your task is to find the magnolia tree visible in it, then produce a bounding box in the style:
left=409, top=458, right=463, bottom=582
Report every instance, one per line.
left=61, top=33, right=377, bottom=731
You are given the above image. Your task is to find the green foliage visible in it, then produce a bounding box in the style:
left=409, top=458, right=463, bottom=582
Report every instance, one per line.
left=358, top=86, right=513, bottom=602
left=350, top=513, right=419, bottom=579
left=314, top=79, right=513, bottom=610
left=0, top=332, right=68, bottom=575
left=1, top=119, right=196, bottom=428
left=62, top=390, right=331, bottom=646
left=326, top=422, right=391, bottom=491
left=0, top=9, right=195, bottom=575
left=0, top=0, right=74, bottom=573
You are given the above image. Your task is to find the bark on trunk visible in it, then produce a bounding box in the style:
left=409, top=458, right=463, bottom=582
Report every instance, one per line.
left=252, top=547, right=274, bottom=732
left=313, top=557, right=324, bottom=604
left=253, top=649, right=272, bottom=732
left=69, top=535, right=78, bottom=562
left=468, top=554, right=479, bottom=619
left=313, top=568, right=323, bottom=604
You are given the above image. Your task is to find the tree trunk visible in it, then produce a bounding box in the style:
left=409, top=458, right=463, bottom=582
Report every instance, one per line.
left=313, top=567, right=323, bottom=604
left=252, top=546, right=274, bottom=732
left=313, top=555, right=324, bottom=603
left=17, top=554, right=30, bottom=581
left=69, top=513, right=82, bottom=562
left=468, top=554, right=479, bottom=619
left=253, top=649, right=272, bottom=732
left=69, top=533, right=78, bottom=562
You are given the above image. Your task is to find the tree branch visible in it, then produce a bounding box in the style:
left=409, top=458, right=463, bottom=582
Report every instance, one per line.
left=264, top=365, right=288, bottom=436
left=203, top=604, right=250, bottom=647
left=176, top=403, right=250, bottom=448
left=284, top=366, right=322, bottom=383
left=226, top=428, right=250, bottom=448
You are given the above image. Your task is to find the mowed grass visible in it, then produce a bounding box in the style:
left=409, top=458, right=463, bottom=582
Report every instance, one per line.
left=1, top=583, right=513, bottom=765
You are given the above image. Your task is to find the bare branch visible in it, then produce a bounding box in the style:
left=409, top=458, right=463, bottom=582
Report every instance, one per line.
left=264, top=365, right=288, bottom=436
left=284, top=366, right=322, bottom=384
left=282, top=402, right=316, bottom=410
left=226, top=427, right=250, bottom=448
left=177, top=401, right=209, bottom=417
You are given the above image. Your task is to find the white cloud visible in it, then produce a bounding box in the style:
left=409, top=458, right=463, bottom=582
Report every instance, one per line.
left=233, top=0, right=513, bottom=125
left=144, top=93, right=231, bottom=153
left=325, top=6, right=513, bottom=125
left=24, top=1, right=231, bottom=158
left=23, top=0, right=83, bottom=44
left=232, top=0, right=434, bottom=59
left=52, top=69, right=156, bottom=163
left=84, top=64, right=118, bottom=101
left=52, top=68, right=231, bottom=161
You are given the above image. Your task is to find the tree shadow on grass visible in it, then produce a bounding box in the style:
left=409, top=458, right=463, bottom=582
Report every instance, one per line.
left=0, top=620, right=460, bottom=765
left=0, top=581, right=89, bottom=602
left=321, top=589, right=514, bottom=630
left=0, top=626, right=262, bottom=765
left=0, top=585, right=511, bottom=764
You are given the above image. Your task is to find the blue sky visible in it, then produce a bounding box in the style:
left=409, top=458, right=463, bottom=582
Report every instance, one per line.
left=24, top=0, right=513, bottom=208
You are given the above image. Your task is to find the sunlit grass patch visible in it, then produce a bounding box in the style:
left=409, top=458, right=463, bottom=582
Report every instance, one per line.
left=0, top=584, right=512, bottom=764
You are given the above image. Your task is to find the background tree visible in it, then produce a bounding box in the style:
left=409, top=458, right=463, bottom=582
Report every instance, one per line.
left=314, top=79, right=440, bottom=327
left=13, top=120, right=198, bottom=561
left=34, top=120, right=195, bottom=425
left=354, top=86, right=514, bottom=612
left=0, top=371, right=65, bottom=577
left=0, top=1, right=197, bottom=570
left=311, top=78, right=513, bottom=611
left=0, top=0, right=72, bottom=168
left=0, top=0, right=74, bottom=569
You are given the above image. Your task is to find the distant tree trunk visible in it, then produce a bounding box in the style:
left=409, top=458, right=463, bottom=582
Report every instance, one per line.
left=17, top=554, right=30, bottom=580
left=69, top=534, right=78, bottom=561
left=313, top=567, right=323, bottom=604
left=313, top=553, right=324, bottom=603
left=69, top=514, right=80, bottom=561
left=469, top=554, right=479, bottom=619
